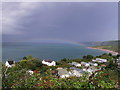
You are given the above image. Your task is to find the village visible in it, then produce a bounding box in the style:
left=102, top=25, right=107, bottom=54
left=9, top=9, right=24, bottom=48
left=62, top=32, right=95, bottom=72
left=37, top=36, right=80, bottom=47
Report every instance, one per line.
left=5, top=56, right=120, bottom=79
left=2, top=53, right=120, bottom=88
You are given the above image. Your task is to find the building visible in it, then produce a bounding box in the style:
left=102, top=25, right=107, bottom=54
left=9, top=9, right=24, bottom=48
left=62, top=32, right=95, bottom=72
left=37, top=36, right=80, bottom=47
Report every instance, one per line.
left=92, top=58, right=107, bottom=63
left=81, top=62, right=90, bottom=67
left=88, top=62, right=98, bottom=66
left=101, top=64, right=106, bottom=67
left=57, top=68, right=70, bottom=78
left=70, top=70, right=82, bottom=77
left=69, top=67, right=85, bottom=77
left=117, top=58, right=120, bottom=67
left=71, top=62, right=81, bottom=67
left=5, top=61, right=15, bottom=68
left=86, top=66, right=99, bottom=75
left=42, top=59, right=56, bottom=66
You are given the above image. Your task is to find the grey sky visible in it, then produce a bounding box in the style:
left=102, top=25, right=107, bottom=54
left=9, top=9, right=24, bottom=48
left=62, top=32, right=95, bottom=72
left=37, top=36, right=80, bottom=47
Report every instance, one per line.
left=2, top=2, right=118, bottom=43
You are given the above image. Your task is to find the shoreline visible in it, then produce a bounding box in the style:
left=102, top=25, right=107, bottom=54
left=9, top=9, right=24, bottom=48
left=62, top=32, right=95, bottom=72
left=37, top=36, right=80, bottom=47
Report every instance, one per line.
left=87, top=47, right=119, bottom=55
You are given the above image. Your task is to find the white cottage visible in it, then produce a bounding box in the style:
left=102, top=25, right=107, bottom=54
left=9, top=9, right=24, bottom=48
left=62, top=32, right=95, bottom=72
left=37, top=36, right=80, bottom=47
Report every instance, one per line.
left=92, top=58, right=107, bottom=63
left=71, top=62, right=81, bottom=67
left=81, top=62, right=90, bottom=67
left=42, top=60, right=56, bottom=66
left=88, top=62, right=98, bottom=66
left=5, top=61, right=15, bottom=68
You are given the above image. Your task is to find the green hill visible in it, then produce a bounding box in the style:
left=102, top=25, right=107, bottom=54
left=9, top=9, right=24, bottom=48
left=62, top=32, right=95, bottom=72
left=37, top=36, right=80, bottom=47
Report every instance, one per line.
left=83, top=40, right=120, bottom=52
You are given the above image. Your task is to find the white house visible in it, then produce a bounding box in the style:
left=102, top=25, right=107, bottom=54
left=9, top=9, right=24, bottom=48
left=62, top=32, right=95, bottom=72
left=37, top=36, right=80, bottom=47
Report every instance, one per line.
left=92, top=58, right=107, bottom=63
left=57, top=68, right=70, bottom=78
left=88, top=62, right=98, bottom=66
left=5, top=61, right=15, bottom=68
left=81, top=62, right=90, bottom=67
left=71, top=62, right=81, bottom=67
left=42, top=59, right=56, bottom=66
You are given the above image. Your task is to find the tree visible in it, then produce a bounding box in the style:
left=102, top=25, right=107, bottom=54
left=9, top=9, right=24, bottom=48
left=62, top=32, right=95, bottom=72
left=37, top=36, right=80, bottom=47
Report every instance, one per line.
left=108, top=53, right=112, bottom=56
left=83, top=55, right=93, bottom=60
left=20, top=59, right=27, bottom=63
left=83, top=56, right=87, bottom=59
left=23, top=56, right=27, bottom=60
left=61, top=58, right=67, bottom=62
left=106, top=60, right=117, bottom=69
left=86, top=55, right=94, bottom=60
left=27, top=55, right=33, bottom=60
left=116, top=54, right=120, bottom=59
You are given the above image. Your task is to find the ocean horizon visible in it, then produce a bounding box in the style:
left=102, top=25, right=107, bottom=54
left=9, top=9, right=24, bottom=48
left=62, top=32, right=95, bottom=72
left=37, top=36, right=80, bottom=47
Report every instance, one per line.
left=2, top=42, right=107, bottom=63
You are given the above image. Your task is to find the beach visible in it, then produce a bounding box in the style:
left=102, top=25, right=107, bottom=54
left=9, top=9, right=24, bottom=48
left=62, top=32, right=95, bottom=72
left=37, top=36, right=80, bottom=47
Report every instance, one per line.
left=87, top=47, right=119, bottom=55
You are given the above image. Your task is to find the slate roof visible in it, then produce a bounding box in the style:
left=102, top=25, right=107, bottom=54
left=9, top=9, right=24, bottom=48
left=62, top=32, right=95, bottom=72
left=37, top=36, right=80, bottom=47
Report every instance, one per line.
left=58, top=69, right=69, bottom=76
left=44, top=60, right=53, bottom=63
left=8, top=61, right=14, bottom=65
left=70, top=67, right=84, bottom=73
left=71, top=62, right=80, bottom=65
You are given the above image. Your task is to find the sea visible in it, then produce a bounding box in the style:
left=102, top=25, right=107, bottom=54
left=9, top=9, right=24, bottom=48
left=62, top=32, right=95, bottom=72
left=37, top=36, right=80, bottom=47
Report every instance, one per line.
left=2, top=42, right=107, bottom=63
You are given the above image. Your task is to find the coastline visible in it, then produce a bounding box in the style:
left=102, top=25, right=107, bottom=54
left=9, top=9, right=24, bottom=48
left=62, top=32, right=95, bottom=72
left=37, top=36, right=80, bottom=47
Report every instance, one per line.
left=87, top=47, right=119, bottom=55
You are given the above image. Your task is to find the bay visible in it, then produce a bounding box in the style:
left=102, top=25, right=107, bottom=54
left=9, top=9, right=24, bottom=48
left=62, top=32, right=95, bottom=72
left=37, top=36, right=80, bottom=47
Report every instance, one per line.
left=2, top=42, right=107, bottom=63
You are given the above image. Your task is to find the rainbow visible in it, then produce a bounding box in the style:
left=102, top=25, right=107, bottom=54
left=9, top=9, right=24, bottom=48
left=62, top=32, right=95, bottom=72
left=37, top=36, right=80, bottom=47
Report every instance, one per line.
left=24, top=38, right=84, bottom=46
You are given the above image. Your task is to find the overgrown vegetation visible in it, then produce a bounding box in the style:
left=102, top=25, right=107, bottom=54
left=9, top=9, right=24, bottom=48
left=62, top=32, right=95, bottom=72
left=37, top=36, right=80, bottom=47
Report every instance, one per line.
left=2, top=54, right=119, bottom=89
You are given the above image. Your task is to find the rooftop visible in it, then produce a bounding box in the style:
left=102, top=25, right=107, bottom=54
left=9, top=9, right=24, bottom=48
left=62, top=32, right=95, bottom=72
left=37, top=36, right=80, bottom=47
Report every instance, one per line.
left=58, top=69, right=69, bottom=75
left=43, top=59, right=54, bottom=63
left=7, top=61, right=15, bottom=65
left=70, top=67, right=84, bottom=73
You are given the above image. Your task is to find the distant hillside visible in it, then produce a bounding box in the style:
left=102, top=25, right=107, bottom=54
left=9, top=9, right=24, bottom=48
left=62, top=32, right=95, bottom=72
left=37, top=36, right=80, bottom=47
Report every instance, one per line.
left=83, top=40, right=120, bottom=46
left=83, top=40, right=120, bottom=53
left=100, top=40, right=120, bottom=46
left=82, top=41, right=102, bottom=46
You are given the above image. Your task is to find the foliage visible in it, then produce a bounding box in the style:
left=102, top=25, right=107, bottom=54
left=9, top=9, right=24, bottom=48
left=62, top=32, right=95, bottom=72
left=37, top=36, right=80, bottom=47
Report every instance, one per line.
left=61, top=58, right=67, bottom=62
left=2, top=55, right=119, bottom=89
left=22, top=56, right=27, bottom=60
left=90, top=69, right=118, bottom=88
left=27, top=55, right=33, bottom=60
left=83, top=55, right=94, bottom=62
left=105, top=60, right=118, bottom=69
left=20, top=59, right=27, bottom=63
left=83, top=55, right=93, bottom=60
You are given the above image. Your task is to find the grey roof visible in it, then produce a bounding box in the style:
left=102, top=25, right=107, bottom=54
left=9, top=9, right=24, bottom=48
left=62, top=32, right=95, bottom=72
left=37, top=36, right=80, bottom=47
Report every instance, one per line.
left=72, top=62, right=80, bottom=65
left=58, top=69, right=69, bottom=76
left=70, top=67, right=84, bottom=73
left=88, top=66, right=98, bottom=71
left=44, top=60, right=53, bottom=63
left=70, top=67, right=77, bottom=70
left=7, top=61, right=14, bottom=65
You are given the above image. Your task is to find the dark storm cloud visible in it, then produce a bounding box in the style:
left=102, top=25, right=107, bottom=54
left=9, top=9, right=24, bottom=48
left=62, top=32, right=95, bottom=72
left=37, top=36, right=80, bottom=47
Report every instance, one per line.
left=3, top=2, right=118, bottom=42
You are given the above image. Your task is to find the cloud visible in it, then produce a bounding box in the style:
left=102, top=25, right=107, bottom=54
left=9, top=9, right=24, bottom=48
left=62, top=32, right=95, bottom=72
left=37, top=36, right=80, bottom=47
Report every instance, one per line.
left=2, top=2, right=118, bottom=42
left=2, top=2, right=40, bottom=35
